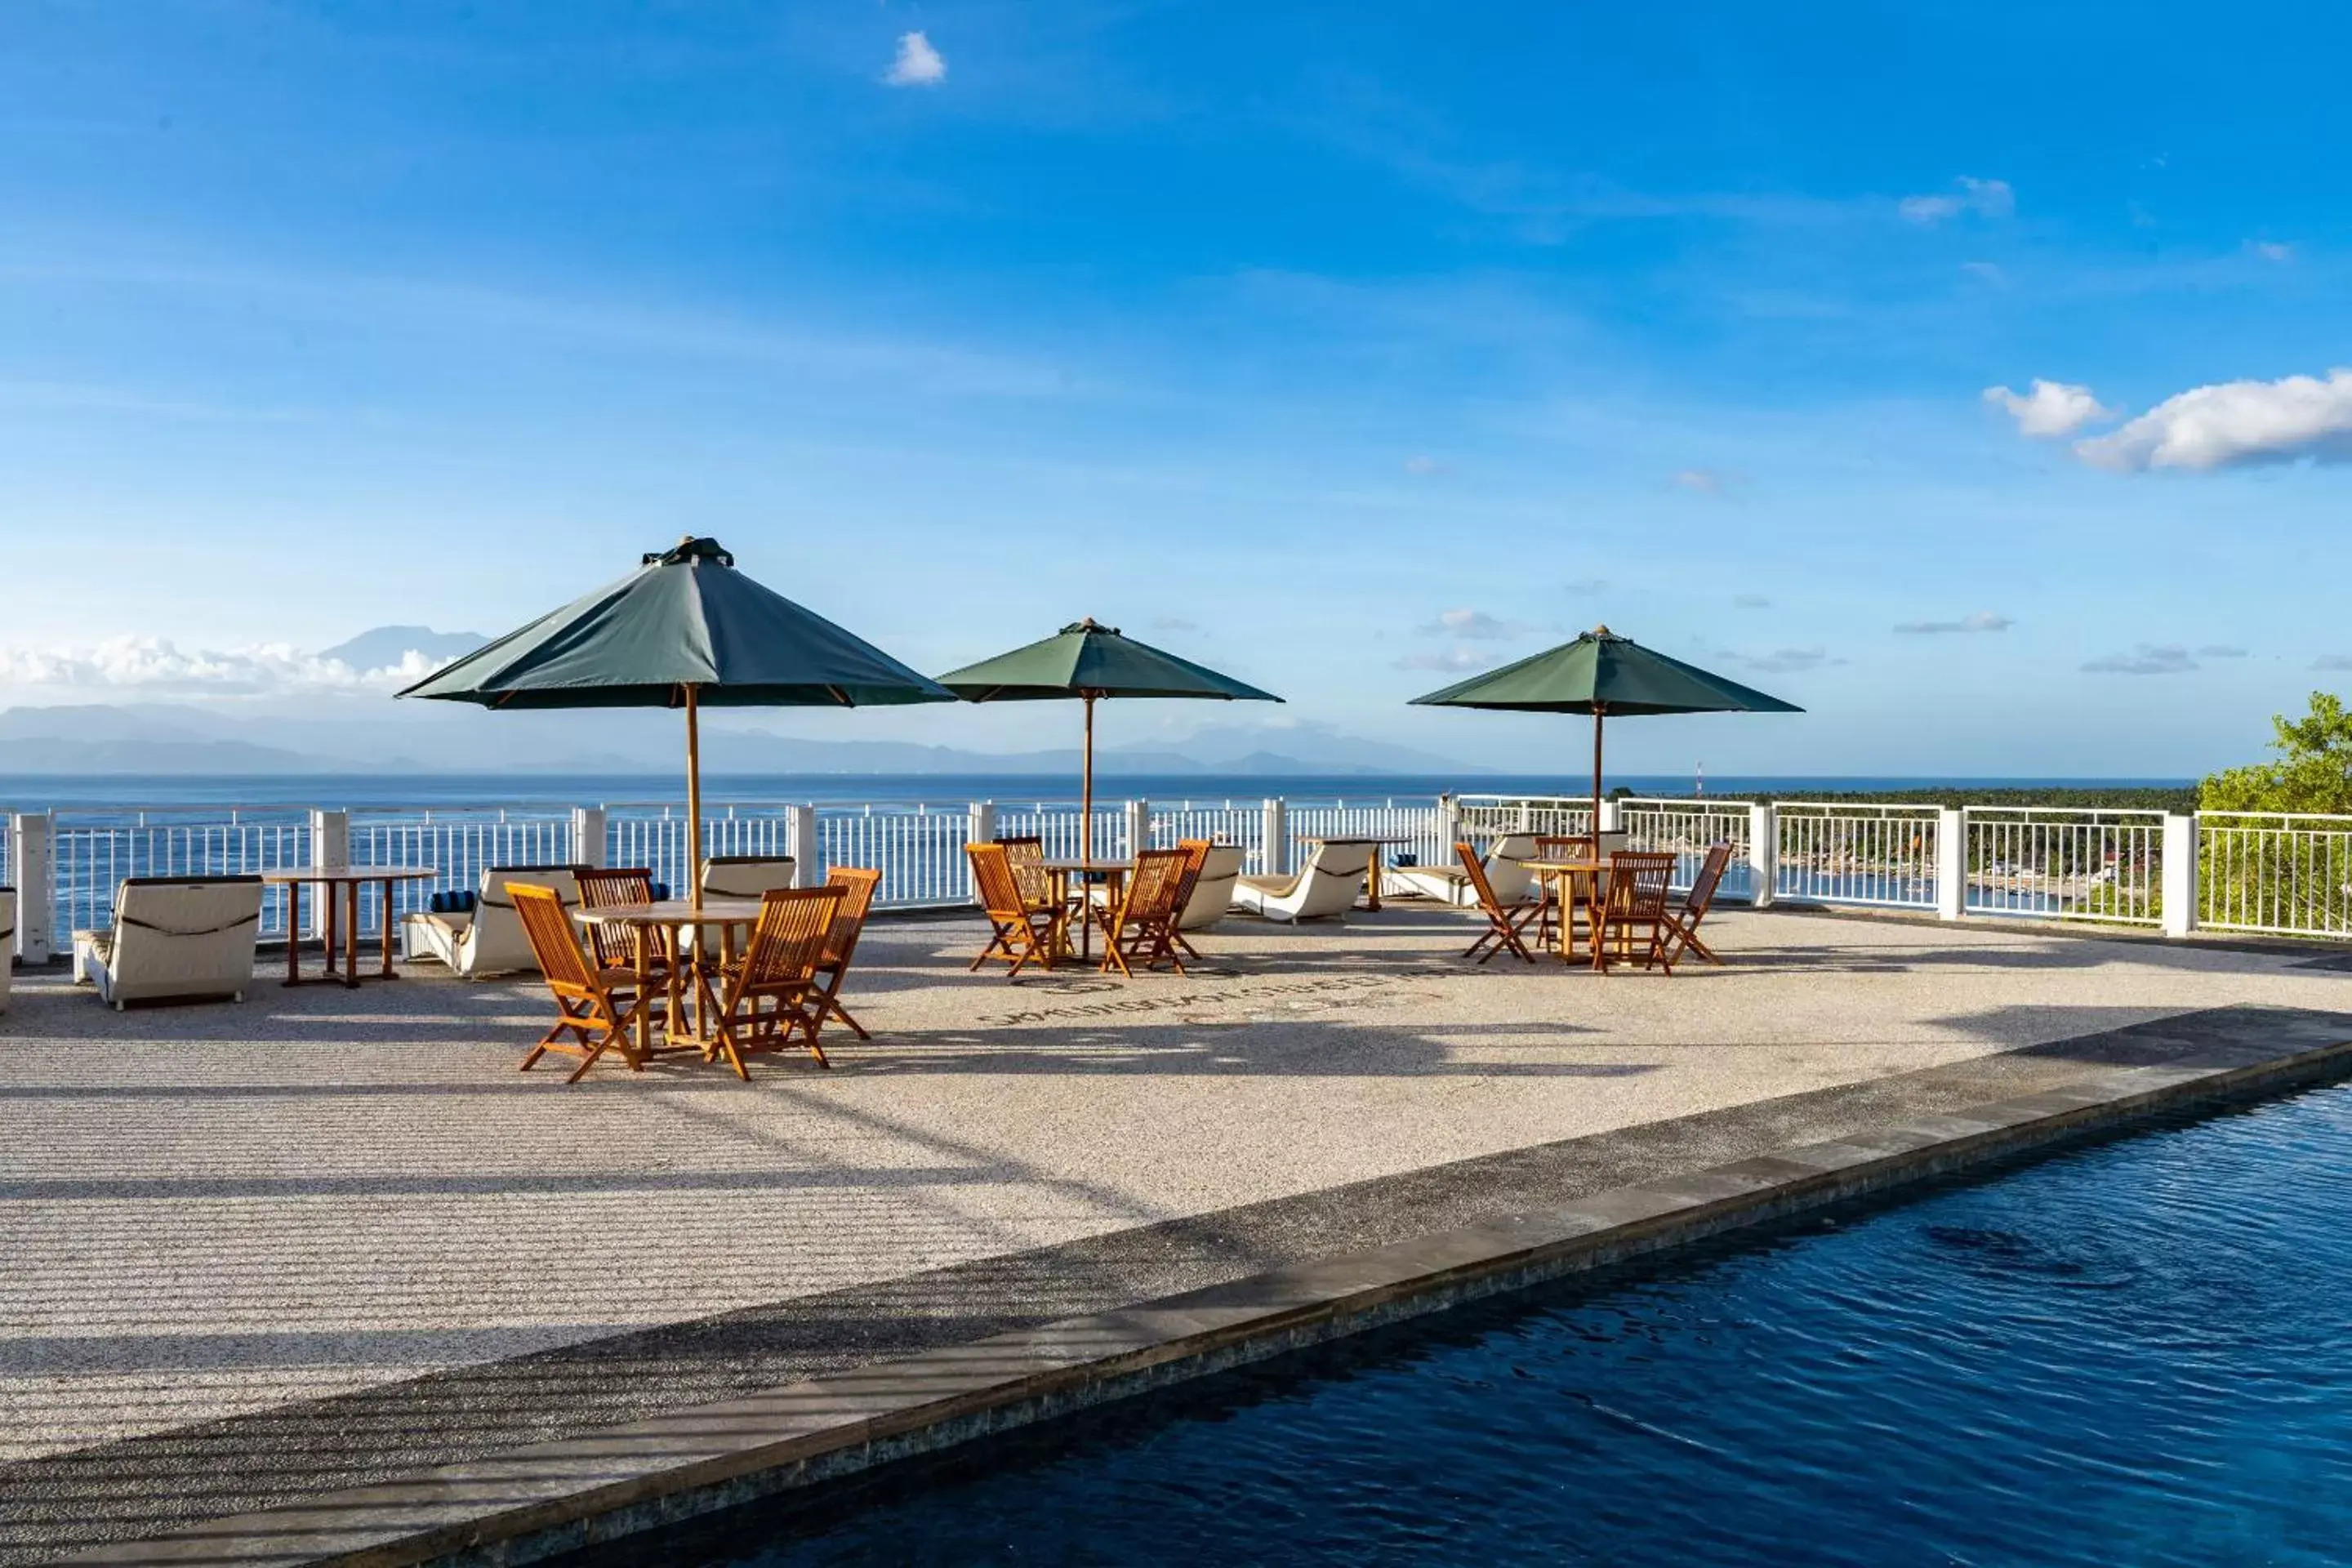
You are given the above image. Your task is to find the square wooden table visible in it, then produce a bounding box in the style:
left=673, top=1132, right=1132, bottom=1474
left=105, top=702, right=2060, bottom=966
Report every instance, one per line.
left=263, top=866, right=438, bottom=989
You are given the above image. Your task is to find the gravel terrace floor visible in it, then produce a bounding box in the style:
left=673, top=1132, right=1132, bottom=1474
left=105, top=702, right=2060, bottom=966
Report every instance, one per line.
left=2, top=901, right=2348, bottom=1559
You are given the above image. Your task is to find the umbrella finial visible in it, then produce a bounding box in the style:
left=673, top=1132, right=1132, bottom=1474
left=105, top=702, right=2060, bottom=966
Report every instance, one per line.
left=646, top=537, right=735, bottom=568
left=1592, top=623, right=1613, bottom=638
left=1062, top=617, right=1120, bottom=636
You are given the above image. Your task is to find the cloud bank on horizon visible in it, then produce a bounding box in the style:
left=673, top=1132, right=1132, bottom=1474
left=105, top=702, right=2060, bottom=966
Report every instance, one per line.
left=0, top=638, right=453, bottom=698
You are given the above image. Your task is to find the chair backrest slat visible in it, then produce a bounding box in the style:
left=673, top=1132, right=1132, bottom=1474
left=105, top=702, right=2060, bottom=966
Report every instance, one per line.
left=1606, top=851, right=1677, bottom=919
left=994, top=835, right=1050, bottom=907
left=1119, top=848, right=1190, bottom=926
left=1684, top=843, right=1733, bottom=919
left=733, top=888, right=843, bottom=997
left=967, top=843, right=1028, bottom=920
left=513, top=883, right=598, bottom=995
left=822, top=866, right=882, bottom=965
left=575, top=868, right=658, bottom=969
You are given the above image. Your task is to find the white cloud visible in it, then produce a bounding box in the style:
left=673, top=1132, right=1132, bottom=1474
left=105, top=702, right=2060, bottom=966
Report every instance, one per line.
left=1732, top=594, right=1772, bottom=610
left=2314, top=654, right=2352, bottom=672
left=2082, top=644, right=2198, bottom=675
left=1670, top=467, right=1725, bottom=494
left=1983, top=379, right=2113, bottom=438
left=1900, top=176, right=2014, bottom=225
left=1960, top=260, right=2007, bottom=285
left=2198, top=644, right=2250, bottom=658
left=2250, top=241, right=2294, bottom=262
left=1395, top=647, right=1494, bottom=674
left=1731, top=646, right=1834, bottom=675
left=1419, top=608, right=1530, bottom=640
left=0, top=636, right=450, bottom=696
left=1401, top=453, right=1447, bottom=476
left=884, top=31, right=947, bottom=87
left=1149, top=616, right=1199, bottom=633
left=1562, top=577, right=1609, bottom=595
left=2074, top=368, right=2352, bottom=472
left=1895, top=612, right=2012, bottom=635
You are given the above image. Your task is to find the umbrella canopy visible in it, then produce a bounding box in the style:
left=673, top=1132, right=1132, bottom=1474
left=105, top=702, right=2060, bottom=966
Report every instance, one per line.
left=938, top=619, right=1281, bottom=855
left=402, top=536, right=955, bottom=903
left=1409, top=626, right=1800, bottom=826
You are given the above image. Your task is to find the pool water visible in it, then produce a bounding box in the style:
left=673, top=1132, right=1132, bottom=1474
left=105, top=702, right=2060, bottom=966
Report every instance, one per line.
left=624, top=1081, right=2352, bottom=1566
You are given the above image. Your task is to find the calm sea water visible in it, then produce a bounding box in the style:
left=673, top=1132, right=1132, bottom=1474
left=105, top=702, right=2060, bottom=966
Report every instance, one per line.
left=617, top=1080, right=2352, bottom=1568
left=0, top=772, right=2187, bottom=810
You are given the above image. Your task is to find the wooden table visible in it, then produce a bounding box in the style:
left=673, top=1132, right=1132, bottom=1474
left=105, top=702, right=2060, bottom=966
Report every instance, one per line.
left=1300, top=835, right=1415, bottom=912
left=263, top=866, right=437, bottom=989
left=1042, top=858, right=1132, bottom=961
left=1521, top=858, right=1609, bottom=969
left=575, top=898, right=764, bottom=1067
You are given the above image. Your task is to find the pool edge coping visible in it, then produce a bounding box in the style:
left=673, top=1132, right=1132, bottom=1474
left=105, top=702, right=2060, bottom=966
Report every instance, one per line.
left=67, top=1022, right=2352, bottom=1568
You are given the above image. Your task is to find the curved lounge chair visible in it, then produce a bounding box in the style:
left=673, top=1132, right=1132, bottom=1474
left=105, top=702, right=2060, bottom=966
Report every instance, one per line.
left=1176, top=843, right=1247, bottom=931
left=73, top=875, right=264, bottom=1010
left=403, top=865, right=585, bottom=977
left=701, top=854, right=799, bottom=900
left=1385, top=833, right=1538, bottom=907
left=1231, top=840, right=1378, bottom=924
left=0, top=885, right=15, bottom=1014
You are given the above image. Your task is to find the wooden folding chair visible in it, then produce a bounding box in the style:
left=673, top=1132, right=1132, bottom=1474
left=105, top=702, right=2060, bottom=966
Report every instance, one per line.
left=575, top=866, right=676, bottom=978
left=1100, top=847, right=1192, bottom=977
left=1594, top=851, right=1679, bottom=973
left=1166, top=839, right=1213, bottom=960
left=706, top=887, right=844, bottom=1076
left=1458, top=840, right=1540, bottom=964
left=1662, top=842, right=1733, bottom=966
left=512, top=882, right=646, bottom=1083
left=967, top=842, right=1062, bottom=979
left=813, top=866, right=882, bottom=1039
left=993, top=835, right=1056, bottom=913
left=1534, top=833, right=1597, bottom=950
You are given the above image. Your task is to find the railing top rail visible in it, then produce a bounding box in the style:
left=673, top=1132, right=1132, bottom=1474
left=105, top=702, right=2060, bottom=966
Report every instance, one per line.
left=1771, top=800, right=1944, bottom=814
left=47, top=804, right=318, bottom=819
left=1963, top=805, right=2171, bottom=822
left=1616, top=796, right=1757, bottom=808
left=2198, top=810, right=2352, bottom=826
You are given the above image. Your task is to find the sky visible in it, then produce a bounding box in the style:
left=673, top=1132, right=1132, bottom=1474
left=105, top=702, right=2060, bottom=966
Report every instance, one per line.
left=2, top=0, right=2350, bottom=778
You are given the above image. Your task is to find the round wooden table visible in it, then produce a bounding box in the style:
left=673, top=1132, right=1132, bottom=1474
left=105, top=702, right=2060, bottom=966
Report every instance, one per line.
left=1520, top=858, right=1608, bottom=969
left=262, top=866, right=437, bottom=989
left=1041, top=858, right=1133, bottom=960
left=575, top=898, right=763, bottom=1067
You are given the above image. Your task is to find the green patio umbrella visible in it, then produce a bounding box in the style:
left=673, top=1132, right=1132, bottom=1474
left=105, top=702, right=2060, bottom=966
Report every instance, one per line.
left=400, top=536, right=956, bottom=906
left=1409, top=625, right=1802, bottom=828
left=938, top=618, right=1281, bottom=858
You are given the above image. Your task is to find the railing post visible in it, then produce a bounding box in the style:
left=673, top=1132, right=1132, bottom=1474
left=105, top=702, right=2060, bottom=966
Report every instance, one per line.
left=788, top=804, right=820, bottom=888
left=2163, top=813, right=2198, bottom=938
left=1936, top=808, right=1966, bottom=921
left=10, top=812, right=53, bottom=964
left=1436, top=794, right=1462, bottom=859
left=1597, top=797, right=1621, bottom=834
left=1262, top=797, right=1288, bottom=876
left=572, top=807, right=608, bottom=870
left=309, top=809, right=349, bottom=941
left=1125, top=799, right=1150, bottom=858
left=1747, top=803, right=1776, bottom=908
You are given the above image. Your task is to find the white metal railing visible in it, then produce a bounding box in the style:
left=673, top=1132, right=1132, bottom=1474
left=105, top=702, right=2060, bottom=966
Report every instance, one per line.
left=1455, top=795, right=1596, bottom=838
left=1285, top=800, right=1449, bottom=875
left=1774, top=802, right=1940, bottom=909
left=51, top=807, right=313, bottom=939
left=2198, top=812, right=2352, bottom=937
left=1964, top=807, right=2165, bottom=926
left=1616, top=797, right=1753, bottom=898
left=350, top=806, right=577, bottom=937
left=25, top=793, right=2352, bottom=953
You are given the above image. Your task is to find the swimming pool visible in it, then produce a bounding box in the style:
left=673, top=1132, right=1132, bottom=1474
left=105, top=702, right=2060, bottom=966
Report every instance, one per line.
left=612, top=1080, right=2352, bottom=1566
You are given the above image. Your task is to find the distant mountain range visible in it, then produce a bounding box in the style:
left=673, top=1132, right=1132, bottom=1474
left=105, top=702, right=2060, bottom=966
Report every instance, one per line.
left=0, top=625, right=1496, bottom=777
left=0, top=704, right=1479, bottom=778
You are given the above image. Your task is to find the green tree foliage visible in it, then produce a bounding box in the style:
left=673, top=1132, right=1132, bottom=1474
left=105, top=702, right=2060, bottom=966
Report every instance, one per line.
left=2198, top=692, right=2352, bottom=814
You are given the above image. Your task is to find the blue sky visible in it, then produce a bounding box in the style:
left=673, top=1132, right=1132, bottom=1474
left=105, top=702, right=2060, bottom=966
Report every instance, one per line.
left=2, top=0, right=2350, bottom=777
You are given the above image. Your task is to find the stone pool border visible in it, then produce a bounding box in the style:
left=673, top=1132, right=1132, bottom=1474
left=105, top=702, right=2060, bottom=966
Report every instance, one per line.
left=71, top=1023, right=2352, bottom=1568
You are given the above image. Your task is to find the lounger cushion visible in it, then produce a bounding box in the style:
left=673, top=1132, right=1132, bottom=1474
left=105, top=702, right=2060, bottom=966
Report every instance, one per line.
left=78, top=876, right=263, bottom=1009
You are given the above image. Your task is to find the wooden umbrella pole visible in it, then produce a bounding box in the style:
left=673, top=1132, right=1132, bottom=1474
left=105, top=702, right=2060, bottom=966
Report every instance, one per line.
left=1591, top=704, right=1606, bottom=836
left=1081, top=693, right=1097, bottom=862
left=685, top=684, right=706, bottom=911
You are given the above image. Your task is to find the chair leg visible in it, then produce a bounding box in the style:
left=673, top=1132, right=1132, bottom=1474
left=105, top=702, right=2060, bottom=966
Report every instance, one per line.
left=822, top=992, right=871, bottom=1040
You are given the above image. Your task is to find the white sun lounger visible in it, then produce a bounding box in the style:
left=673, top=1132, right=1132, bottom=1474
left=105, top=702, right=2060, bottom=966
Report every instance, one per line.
left=1383, top=833, right=1539, bottom=907
left=1177, top=844, right=1248, bottom=932
left=1231, top=840, right=1378, bottom=924
left=72, top=875, right=264, bottom=1010
left=700, top=854, right=799, bottom=899
left=0, top=885, right=15, bottom=1014
left=403, top=865, right=585, bottom=977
